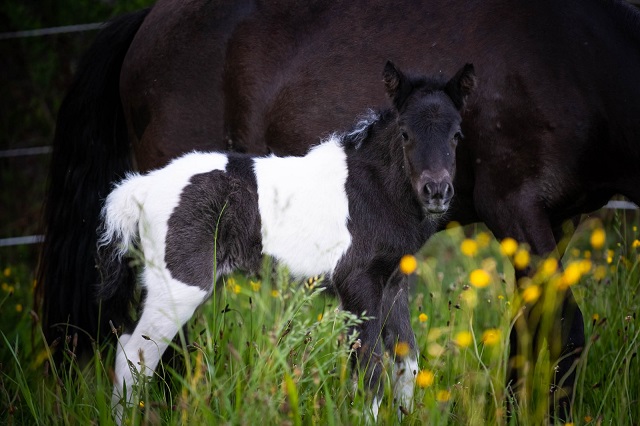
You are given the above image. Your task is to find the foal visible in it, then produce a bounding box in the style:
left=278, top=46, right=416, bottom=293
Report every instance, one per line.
left=98, top=61, right=476, bottom=418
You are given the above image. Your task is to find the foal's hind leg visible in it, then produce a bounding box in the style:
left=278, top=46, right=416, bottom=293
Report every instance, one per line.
left=111, top=271, right=207, bottom=419
left=381, top=271, right=418, bottom=416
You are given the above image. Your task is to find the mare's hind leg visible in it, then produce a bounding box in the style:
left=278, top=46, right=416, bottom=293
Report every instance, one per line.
left=380, top=271, right=418, bottom=415
left=476, top=191, right=584, bottom=422
left=111, top=272, right=207, bottom=419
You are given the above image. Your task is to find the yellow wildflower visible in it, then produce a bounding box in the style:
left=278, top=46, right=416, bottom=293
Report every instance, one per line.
left=469, top=269, right=491, bottom=288
left=427, top=343, right=445, bottom=357
left=3, top=267, right=10, bottom=277
left=590, top=228, right=606, bottom=249
left=418, top=313, right=428, bottom=323
left=476, top=232, right=492, bottom=248
left=416, top=370, right=434, bottom=388
left=271, top=289, right=280, bottom=298
left=500, top=238, right=518, bottom=256
left=540, top=258, right=558, bottom=277
left=460, top=239, right=478, bottom=257
left=560, top=262, right=582, bottom=288
left=15, top=304, right=23, bottom=313
left=522, top=285, right=541, bottom=303
left=481, top=329, right=501, bottom=346
left=579, top=259, right=592, bottom=274
left=454, top=331, right=473, bottom=348
left=514, top=249, right=530, bottom=270
left=399, top=254, right=417, bottom=275
left=436, top=389, right=451, bottom=402
left=632, top=239, right=640, bottom=249
left=394, top=342, right=410, bottom=357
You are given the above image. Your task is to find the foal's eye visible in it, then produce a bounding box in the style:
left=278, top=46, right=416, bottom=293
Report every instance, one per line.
left=401, top=132, right=409, bottom=141
left=453, top=131, right=464, bottom=143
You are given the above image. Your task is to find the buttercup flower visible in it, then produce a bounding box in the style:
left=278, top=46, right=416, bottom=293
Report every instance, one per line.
left=399, top=254, right=417, bottom=275
left=513, top=249, right=530, bottom=270
left=460, top=239, right=478, bottom=257
left=481, top=328, right=501, bottom=346
left=500, top=238, right=518, bottom=256
left=522, top=285, right=541, bottom=303
left=590, top=228, right=606, bottom=249
left=469, top=269, right=491, bottom=288
left=454, top=331, right=473, bottom=348
left=394, top=342, right=410, bottom=357
left=416, top=370, right=434, bottom=388
left=436, top=389, right=451, bottom=402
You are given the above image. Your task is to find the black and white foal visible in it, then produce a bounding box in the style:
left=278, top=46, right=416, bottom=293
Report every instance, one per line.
left=98, top=61, right=476, bottom=418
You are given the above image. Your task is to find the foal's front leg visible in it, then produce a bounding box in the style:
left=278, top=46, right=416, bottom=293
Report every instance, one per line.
left=333, top=267, right=386, bottom=417
left=381, top=271, right=418, bottom=415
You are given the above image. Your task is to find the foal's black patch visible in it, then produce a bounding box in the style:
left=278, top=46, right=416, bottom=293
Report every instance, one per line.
left=165, top=169, right=263, bottom=291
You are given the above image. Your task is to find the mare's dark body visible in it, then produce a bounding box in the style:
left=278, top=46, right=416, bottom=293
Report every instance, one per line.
left=38, top=0, right=640, bottom=419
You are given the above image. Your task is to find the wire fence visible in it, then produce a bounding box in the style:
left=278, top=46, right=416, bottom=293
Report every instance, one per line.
left=0, top=22, right=104, bottom=40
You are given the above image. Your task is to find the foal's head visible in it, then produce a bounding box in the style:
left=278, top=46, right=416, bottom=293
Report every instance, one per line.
left=383, top=61, right=476, bottom=215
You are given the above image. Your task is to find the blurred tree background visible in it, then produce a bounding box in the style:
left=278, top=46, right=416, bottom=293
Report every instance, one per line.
left=0, top=0, right=154, bottom=265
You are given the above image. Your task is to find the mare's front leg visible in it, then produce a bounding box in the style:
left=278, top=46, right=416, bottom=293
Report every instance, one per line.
left=476, top=189, right=585, bottom=421
left=332, top=266, right=386, bottom=418
left=112, top=269, right=208, bottom=421
left=380, top=270, right=418, bottom=415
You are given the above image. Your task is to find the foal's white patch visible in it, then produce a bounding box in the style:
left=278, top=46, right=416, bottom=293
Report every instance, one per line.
left=254, top=136, right=352, bottom=277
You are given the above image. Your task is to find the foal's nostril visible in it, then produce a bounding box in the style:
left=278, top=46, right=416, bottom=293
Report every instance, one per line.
left=424, top=182, right=435, bottom=198
left=442, top=181, right=454, bottom=201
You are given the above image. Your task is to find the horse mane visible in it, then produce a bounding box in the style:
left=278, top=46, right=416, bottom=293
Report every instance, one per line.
left=340, top=109, right=382, bottom=150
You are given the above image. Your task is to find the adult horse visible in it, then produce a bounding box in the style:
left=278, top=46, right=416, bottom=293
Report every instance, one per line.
left=37, top=0, right=640, bottom=421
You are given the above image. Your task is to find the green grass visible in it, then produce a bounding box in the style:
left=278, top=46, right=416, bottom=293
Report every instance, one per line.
left=1, top=210, right=639, bottom=425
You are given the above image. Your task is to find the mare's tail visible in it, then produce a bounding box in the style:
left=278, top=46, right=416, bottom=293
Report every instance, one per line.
left=35, top=8, right=150, bottom=359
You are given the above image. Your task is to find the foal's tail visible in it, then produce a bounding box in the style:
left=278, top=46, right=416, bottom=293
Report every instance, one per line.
left=97, top=174, right=149, bottom=306
left=35, top=8, right=150, bottom=359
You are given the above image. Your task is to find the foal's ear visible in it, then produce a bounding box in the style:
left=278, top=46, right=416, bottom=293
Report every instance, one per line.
left=383, top=60, right=411, bottom=109
left=445, top=63, right=476, bottom=110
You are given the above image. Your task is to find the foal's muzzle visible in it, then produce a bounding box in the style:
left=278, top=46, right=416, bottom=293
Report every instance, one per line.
left=421, top=178, right=454, bottom=215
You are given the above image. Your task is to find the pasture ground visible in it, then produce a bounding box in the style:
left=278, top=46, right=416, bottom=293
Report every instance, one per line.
left=1, top=209, right=638, bottom=425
